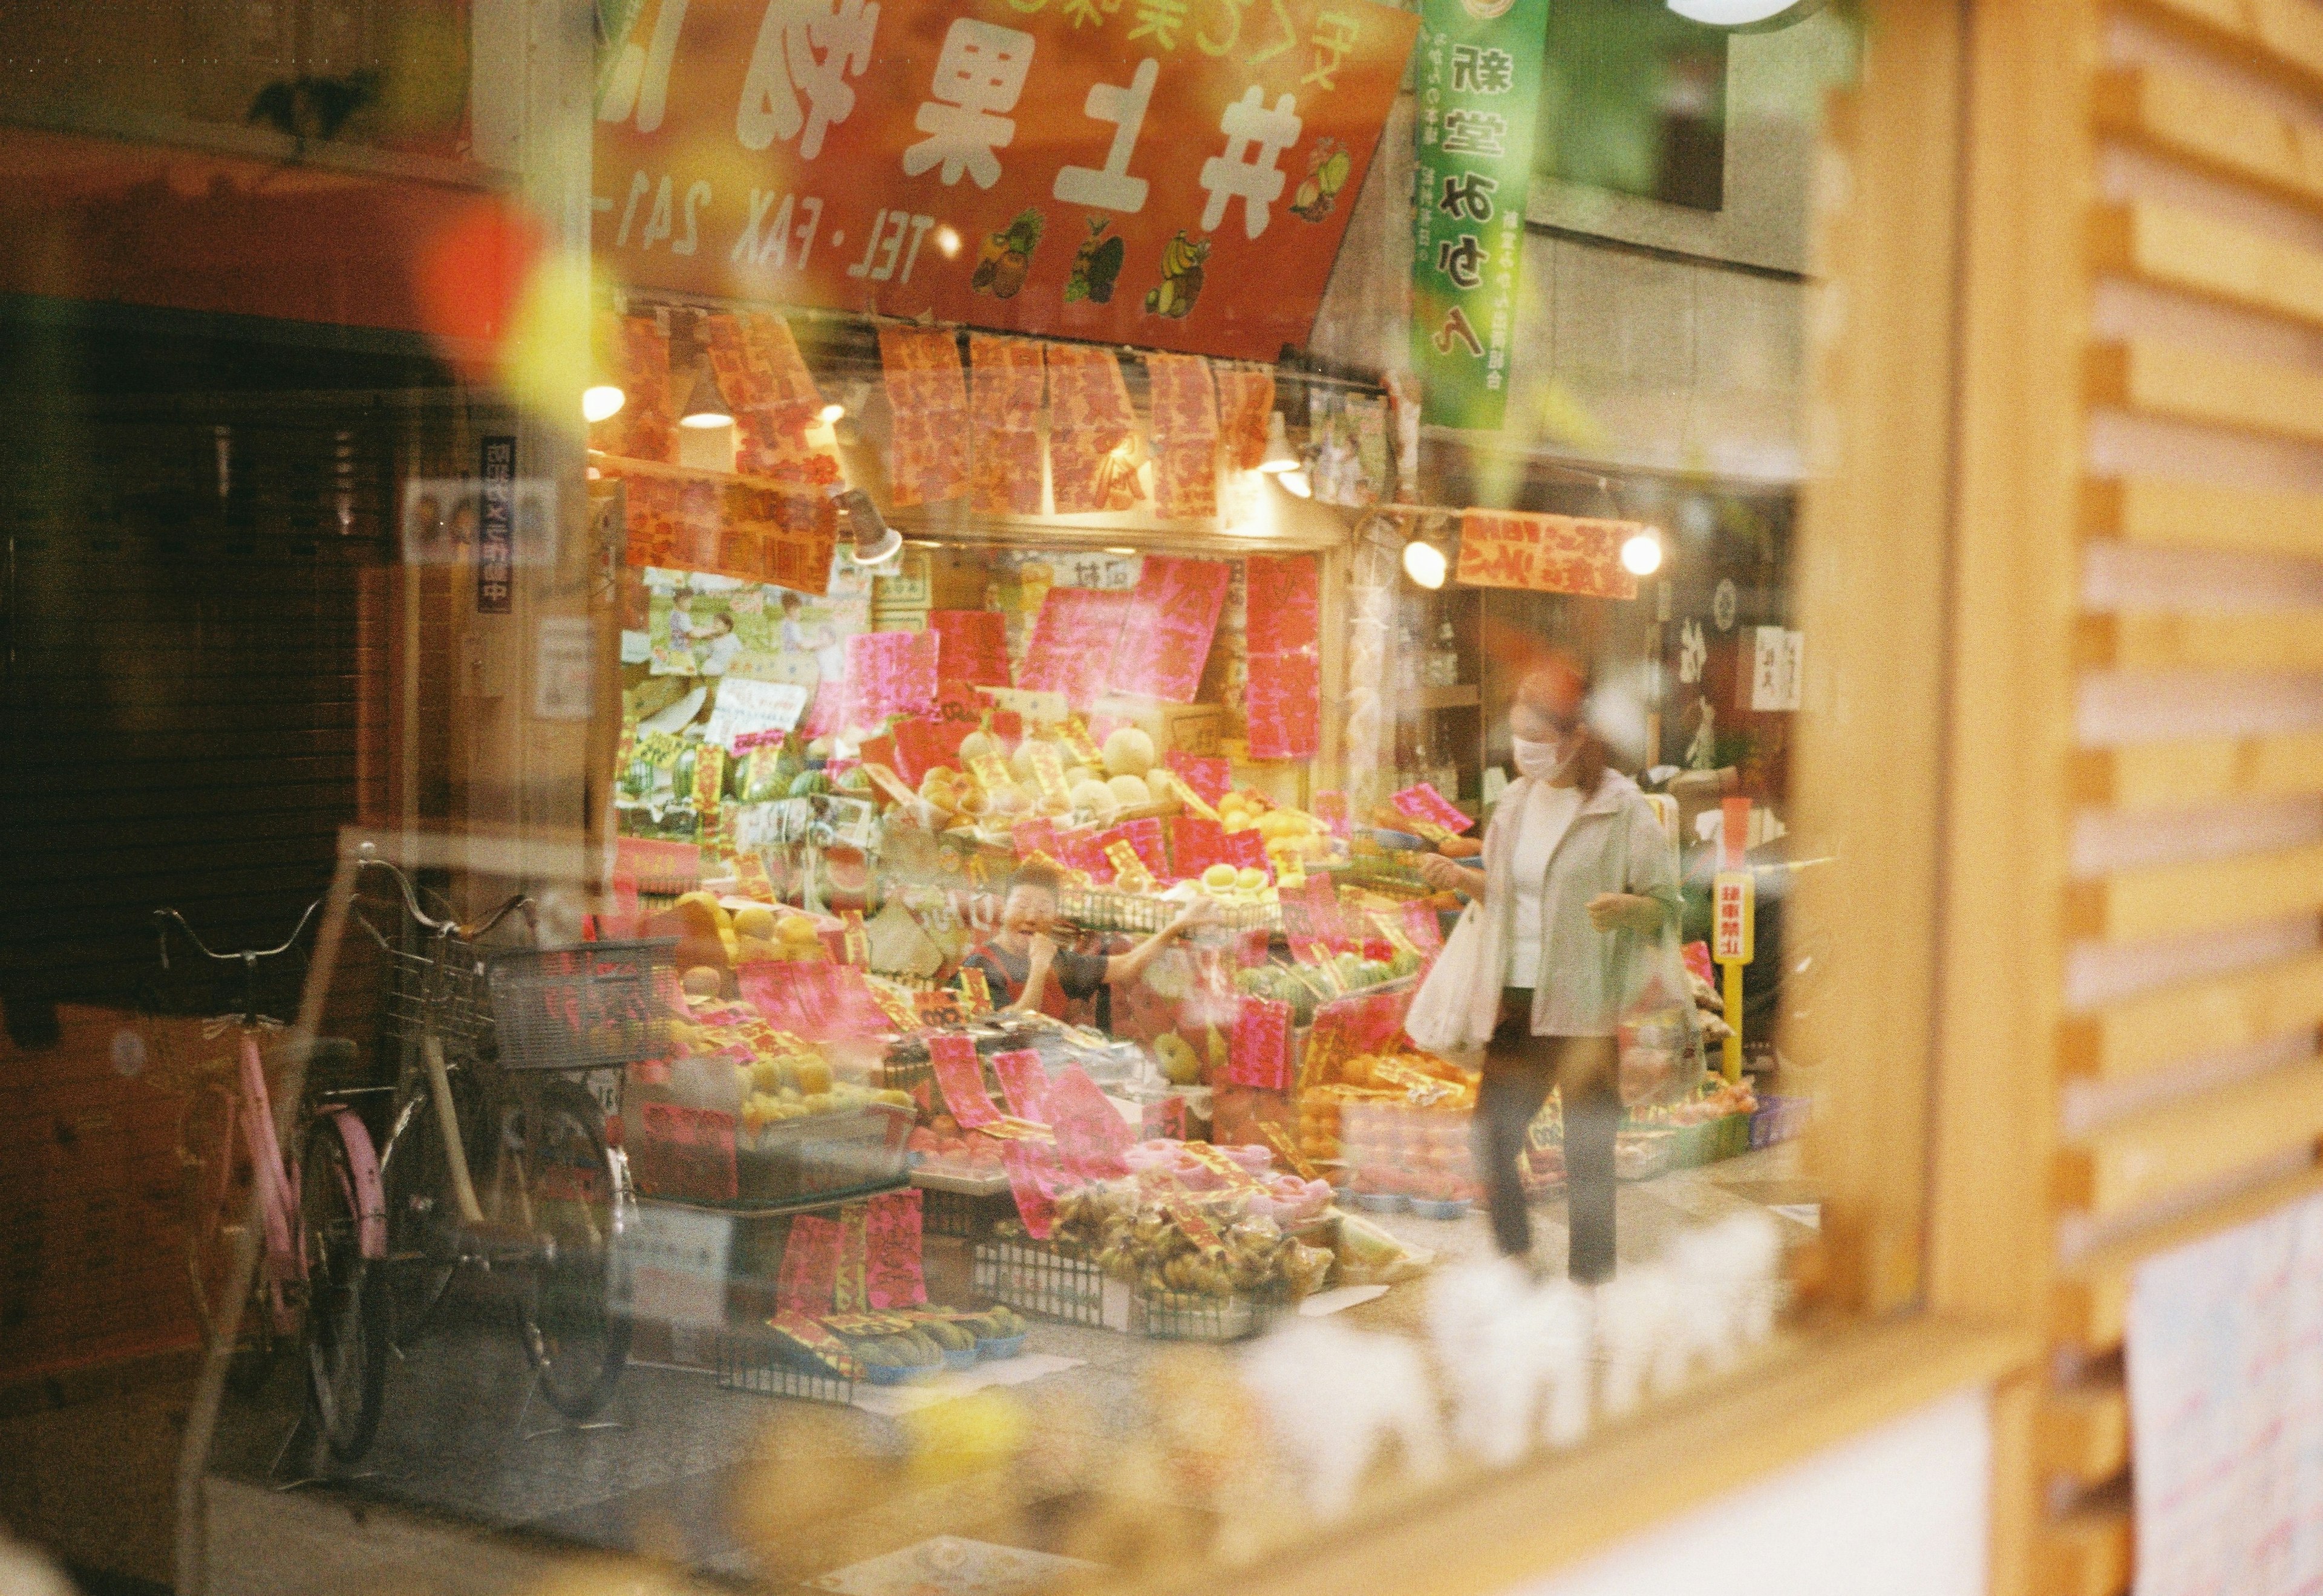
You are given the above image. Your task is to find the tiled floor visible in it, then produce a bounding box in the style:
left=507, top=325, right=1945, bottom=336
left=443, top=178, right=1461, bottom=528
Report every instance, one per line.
left=185, top=1142, right=1811, bottom=1594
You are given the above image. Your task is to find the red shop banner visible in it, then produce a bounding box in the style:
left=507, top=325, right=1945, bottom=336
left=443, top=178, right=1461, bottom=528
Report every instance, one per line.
left=593, top=0, right=1418, bottom=360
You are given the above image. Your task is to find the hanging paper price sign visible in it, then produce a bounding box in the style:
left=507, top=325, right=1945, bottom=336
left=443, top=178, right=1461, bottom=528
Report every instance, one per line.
left=927, top=1033, right=999, bottom=1125
left=1391, top=782, right=1473, bottom=836
left=1056, top=715, right=1105, bottom=770
left=990, top=1049, right=1053, bottom=1122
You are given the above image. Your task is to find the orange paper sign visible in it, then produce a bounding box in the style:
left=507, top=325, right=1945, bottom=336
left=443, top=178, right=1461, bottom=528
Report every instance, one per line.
left=593, top=0, right=1417, bottom=361
left=1455, top=511, right=1645, bottom=600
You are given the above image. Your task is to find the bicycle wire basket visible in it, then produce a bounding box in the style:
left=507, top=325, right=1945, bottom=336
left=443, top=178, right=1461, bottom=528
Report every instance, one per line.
left=379, top=934, right=495, bottom=1064
left=485, top=938, right=681, bottom=1073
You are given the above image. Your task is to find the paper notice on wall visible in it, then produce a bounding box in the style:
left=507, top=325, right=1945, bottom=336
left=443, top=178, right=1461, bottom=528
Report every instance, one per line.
left=534, top=616, right=595, bottom=721
left=2126, top=1188, right=2323, bottom=1596
left=702, top=677, right=812, bottom=748
left=1748, top=627, right=1805, bottom=712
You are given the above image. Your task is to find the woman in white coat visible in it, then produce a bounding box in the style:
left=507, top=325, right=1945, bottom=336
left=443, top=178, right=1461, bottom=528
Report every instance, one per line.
left=1414, top=663, right=1682, bottom=1282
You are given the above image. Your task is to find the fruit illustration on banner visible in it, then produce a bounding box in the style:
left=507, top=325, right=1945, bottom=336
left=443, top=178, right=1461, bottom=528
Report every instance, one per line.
left=1145, top=231, right=1211, bottom=319
left=1065, top=218, right=1127, bottom=304
left=972, top=209, right=1047, bottom=299
left=1290, top=141, right=1353, bottom=222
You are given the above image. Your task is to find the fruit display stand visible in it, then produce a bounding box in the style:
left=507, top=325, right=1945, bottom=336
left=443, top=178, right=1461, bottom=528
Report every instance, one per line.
left=972, top=1234, right=1123, bottom=1329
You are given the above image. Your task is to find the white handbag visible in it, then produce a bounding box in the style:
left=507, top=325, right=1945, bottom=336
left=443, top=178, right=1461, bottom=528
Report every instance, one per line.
left=1402, top=902, right=1492, bottom=1054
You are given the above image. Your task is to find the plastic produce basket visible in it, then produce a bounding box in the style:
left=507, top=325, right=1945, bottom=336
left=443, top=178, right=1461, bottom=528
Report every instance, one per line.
left=713, top=1329, right=858, bottom=1404
left=1129, top=1284, right=1287, bottom=1343
left=486, top=939, right=679, bottom=1072
left=972, top=1237, right=1116, bottom=1328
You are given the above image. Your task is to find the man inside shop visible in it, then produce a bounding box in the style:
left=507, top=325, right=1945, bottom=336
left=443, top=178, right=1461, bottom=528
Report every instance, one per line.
left=965, top=861, right=1215, bottom=1026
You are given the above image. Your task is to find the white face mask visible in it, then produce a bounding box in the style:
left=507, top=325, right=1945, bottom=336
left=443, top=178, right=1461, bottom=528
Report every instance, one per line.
left=1512, top=735, right=1569, bottom=781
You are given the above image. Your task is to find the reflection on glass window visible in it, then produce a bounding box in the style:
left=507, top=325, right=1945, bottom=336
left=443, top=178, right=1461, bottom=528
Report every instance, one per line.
left=0, top=1, right=1874, bottom=1592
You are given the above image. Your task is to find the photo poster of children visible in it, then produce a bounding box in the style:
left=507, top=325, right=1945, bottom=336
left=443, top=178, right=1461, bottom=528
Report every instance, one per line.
left=630, top=555, right=871, bottom=737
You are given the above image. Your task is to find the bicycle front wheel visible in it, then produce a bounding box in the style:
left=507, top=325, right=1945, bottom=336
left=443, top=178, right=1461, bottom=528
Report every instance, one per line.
left=299, top=1114, right=388, bottom=1464
left=498, top=1078, right=632, bottom=1421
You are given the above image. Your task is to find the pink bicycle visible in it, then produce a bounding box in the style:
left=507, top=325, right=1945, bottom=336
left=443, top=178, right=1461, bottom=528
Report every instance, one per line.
left=153, top=905, right=390, bottom=1463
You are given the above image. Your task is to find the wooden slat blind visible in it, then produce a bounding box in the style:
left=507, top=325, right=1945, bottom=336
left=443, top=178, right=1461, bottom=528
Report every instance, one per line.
left=2034, top=3, right=2323, bottom=1590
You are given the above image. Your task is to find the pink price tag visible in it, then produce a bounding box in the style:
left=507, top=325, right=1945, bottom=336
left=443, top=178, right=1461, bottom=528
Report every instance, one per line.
left=1391, top=783, right=1474, bottom=836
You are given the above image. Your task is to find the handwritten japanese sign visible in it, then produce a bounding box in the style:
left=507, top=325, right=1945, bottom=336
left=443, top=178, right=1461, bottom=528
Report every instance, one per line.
left=1455, top=509, right=1644, bottom=599
left=593, top=0, right=1417, bottom=361
left=1411, top=0, right=1545, bottom=429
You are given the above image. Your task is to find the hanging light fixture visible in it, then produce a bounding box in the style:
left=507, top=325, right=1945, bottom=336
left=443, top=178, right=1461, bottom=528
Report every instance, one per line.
left=1402, top=535, right=1448, bottom=589
left=678, top=361, right=732, bottom=429
left=582, top=383, right=626, bottom=424
left=829, top=485, right=903, bottom=565
left=1256, top=411, right=1299, bottom=474
left=1277, top=466, right=1313, bottom=499
left=1620, top=529, right=1665, bottom=576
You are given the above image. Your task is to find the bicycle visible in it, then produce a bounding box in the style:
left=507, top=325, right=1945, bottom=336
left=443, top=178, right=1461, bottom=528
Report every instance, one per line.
left=353, top=850, right=656, bottom=1438
left=149, top=904, right=389, bottom=1461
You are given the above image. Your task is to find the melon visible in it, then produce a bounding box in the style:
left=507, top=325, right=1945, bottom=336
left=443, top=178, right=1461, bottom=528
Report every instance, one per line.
left=1102, top=726, right=1157, bottom=778
left=1069, top=779, right=1120, bottom=822
left=1009, top=737, right=1054, bottom=783
left=1106, top=774, right=1149, bottom=809
left=1143, top=770, right=1182, bottom=811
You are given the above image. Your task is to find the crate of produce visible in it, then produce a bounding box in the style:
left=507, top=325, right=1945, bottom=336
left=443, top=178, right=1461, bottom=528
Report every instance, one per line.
left=1615, top=1129, right=1675, bottom=1182
left=486, top=939, right=681, bottom=1072
left=712, top=1329, right=858, bottom=1404
left=1669, top=1112, right=1753, bottom=1169
left=1749, top=1095, right=1811, bottom=1150
left=737, top=1103, right=915, bottom=1204
left=972, top=1236, right=1123, bottom=1329
left=1129, top=1285, right=1287, bottom=1343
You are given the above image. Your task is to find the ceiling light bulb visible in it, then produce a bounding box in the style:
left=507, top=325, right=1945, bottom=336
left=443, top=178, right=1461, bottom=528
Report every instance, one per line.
left=1619, top=531, right=1664, bottom=576
left=818, top=402, right=846, bottom=423
left=1256, top=411, right=1299, bottom=473
left=582, top=384, right=626, bottom=424
left=678, top=363, right=732, bottom=429
left=1277, top=467, right=1313, bottom=499
left=1403, top=538, right=1448, bottom=589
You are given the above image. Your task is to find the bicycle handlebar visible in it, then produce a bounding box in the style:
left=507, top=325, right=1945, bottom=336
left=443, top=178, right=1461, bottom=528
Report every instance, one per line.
left=152, top=900, right=322, bottom=972
left=352, top=844, right=535, bottom=944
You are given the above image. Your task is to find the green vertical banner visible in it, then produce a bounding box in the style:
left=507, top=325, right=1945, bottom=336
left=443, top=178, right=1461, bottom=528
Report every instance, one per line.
left=1412, top=0, right=1549, bottom=431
